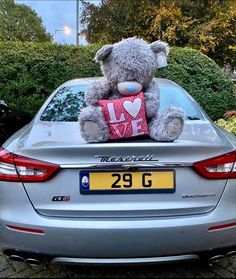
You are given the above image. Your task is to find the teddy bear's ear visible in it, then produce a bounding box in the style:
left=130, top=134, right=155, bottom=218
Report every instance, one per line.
left=95, top=45, right=113, bottom=62
left=150, top=40, right=169, bottom=56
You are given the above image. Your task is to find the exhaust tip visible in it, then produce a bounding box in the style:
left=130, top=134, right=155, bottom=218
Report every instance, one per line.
left=24, top=258, right=41, bottom=266
left=3, top=249, right=20, bottom=257
left=226, top=251, right=236, bottom=257
left=208, top=255, right=225, bottom=265
left=9, top=255, right=25, bottom=263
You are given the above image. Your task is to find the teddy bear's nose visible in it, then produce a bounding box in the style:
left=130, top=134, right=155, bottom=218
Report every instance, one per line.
left=117, top=82, right=142, bottom=96
left=127, top=85, right=137, bottom=93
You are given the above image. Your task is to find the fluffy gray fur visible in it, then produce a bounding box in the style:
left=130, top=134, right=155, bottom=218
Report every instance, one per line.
left=78, top=37, right=184, bottom=143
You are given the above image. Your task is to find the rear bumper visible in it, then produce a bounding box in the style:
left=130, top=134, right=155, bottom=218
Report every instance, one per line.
left=1, top=180, right=236, bottom=262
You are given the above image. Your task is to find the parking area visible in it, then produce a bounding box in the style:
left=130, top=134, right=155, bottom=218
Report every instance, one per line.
left=1, top=253, right=236, bottom=278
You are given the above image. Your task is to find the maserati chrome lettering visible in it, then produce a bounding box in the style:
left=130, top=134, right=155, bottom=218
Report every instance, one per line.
left=94, top=155, right=159, bottom=163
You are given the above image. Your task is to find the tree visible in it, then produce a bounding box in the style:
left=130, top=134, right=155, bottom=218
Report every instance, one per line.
left=81, top=0, right=154, bottom=44
left=186, top=1, right=236, bottom=69
left=0, top=0, right=52, bottom=42
left=82, top=0, right=236, bottom=68
left=144, top=1, right=196, bottom=45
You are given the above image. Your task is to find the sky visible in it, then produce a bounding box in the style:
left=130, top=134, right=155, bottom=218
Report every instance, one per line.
left=16, top=0, right=100, bottom=45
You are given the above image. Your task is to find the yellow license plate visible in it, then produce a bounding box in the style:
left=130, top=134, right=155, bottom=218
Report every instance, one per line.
left=80, top=170, right=175, bottom=194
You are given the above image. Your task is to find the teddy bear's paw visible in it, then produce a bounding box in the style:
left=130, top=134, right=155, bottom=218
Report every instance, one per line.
left=149, top=107, right=184, bottom=141
left=81, top=119, right=109, bottom=143
left=79, top=106, right=109, bottom=143
left=83, top=121, right=102, bottom=142
left=164, top=117, right=184, bottom=141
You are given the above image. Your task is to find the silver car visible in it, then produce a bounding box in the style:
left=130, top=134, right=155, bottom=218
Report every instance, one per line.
left=0, top=78, right=236, bottom=266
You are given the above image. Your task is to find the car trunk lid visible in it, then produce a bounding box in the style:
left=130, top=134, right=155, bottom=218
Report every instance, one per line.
left=12, top=120, right=234, bottom=218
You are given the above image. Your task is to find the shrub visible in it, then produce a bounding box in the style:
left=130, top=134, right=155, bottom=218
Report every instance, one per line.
left=157, top=47, right=236, bottom=121
left=0, top=42, right=102, bottom=118
left=0, top=42, right=235, bottom=121
left=215, top=115, right=236, bottom=136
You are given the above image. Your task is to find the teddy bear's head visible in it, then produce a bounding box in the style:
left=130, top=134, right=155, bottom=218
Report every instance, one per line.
left=95, top=37, right=169, bottom=92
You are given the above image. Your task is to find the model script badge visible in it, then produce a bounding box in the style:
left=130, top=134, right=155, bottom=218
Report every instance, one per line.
left=95, top=155, right=159, bottom=163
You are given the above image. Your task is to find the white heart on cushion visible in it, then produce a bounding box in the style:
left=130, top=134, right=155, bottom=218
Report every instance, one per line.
left=123, top=98, right=142, bottom=118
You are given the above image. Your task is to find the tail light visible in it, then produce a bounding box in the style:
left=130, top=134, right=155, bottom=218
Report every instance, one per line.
left=0, top=148, right=60, bottom=182
left=193, top=151, right=236, bottom=179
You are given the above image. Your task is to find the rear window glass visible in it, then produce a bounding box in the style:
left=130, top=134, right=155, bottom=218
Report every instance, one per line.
left=159, top=86, right=203, bottom=120
left=40, top=85, right=86, bottom=122
left=40, top=83, right=203, bottom=122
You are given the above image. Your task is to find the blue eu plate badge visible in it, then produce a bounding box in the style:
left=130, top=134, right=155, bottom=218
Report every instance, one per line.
left=80, top=172, right=90, bottom=191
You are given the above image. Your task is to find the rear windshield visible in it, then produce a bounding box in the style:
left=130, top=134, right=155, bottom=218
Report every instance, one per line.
left=159, top=86, right=203, bottom=120
left=40, top=83, right=203, bottom=122
left=40, top=85, right=86, bottom=122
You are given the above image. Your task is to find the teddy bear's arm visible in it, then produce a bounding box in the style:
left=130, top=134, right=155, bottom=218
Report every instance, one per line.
left=85, top=78, right=111, bottom=106
left=144, top=80, right=160, bottom=118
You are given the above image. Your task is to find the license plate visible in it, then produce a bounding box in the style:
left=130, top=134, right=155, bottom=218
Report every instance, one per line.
left=80, top=170, right=175, bottom=194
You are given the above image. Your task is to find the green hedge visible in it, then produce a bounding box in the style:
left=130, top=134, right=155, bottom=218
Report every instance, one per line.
left=0, top=42, right=235, bottom=120
left=0, top=42, right=102, bottom=117
left=158, top=47, right=236, bottom=121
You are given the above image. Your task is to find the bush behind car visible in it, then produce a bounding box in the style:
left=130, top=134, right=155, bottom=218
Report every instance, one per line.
left=215, top=112, right=236, bottom=136
left=0, top=42, right=235, bottom=122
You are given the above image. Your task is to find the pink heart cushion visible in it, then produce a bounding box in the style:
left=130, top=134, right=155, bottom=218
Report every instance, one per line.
left=99, top=92, right=149, bottom=140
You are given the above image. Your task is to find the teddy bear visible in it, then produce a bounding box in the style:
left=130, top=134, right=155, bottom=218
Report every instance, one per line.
left=78, top=37, right=184, bottom=143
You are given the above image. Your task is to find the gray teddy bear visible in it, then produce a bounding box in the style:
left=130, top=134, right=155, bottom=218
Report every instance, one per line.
left=79, top=37, right=184, bottom=142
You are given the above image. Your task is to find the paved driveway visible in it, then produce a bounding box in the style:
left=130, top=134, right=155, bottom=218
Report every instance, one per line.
left=1, top=253, right=236, bottom=278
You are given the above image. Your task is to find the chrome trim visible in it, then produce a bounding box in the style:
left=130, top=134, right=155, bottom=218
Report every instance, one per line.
left=60, top=162, right=192, bottom=169
left=52, top=254, right=199, bottom=265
